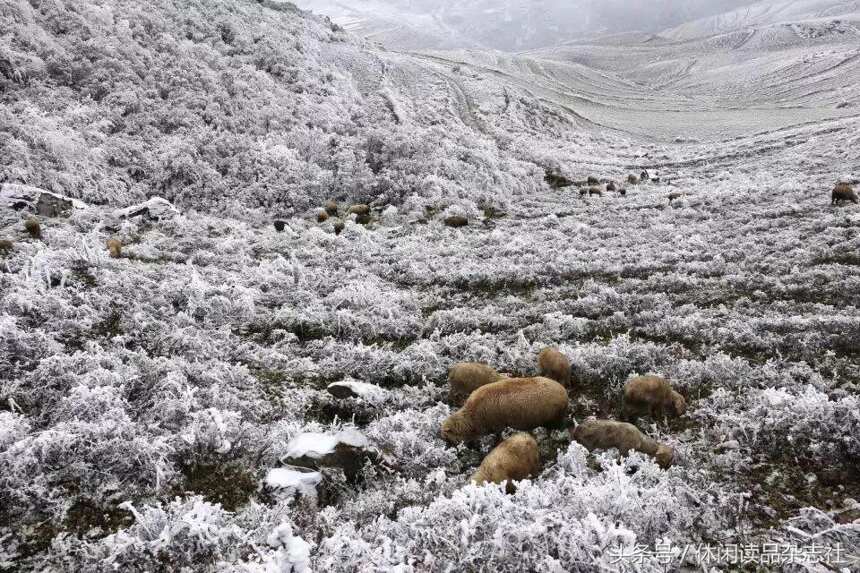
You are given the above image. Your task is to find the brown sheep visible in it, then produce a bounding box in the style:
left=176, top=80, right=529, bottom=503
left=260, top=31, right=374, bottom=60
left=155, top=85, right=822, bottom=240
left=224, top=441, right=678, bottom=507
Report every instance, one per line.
left=107, top=238, right=122, bottom=259
left=441, top=377, right=568, bottom=444
left=333, top=219, right=345, bottom=235
left=587, top=176, right=600, bottom=185
left=571, top=419, right=674, bottom=469
left=622, top=375, right=686, bottom=421
left=588, top=187, right=603, bottom=197
left=317, top=211, right=329, bottom=223
left=579, top=188, right=588, bottom=197
left=832, top=182, right=858, bottom=205
left=606, top=181, right=617, bottom=192
left=470, top=433, right=540, bottom=493
left=627, top=174, right=639, bottom=185
left=444, top=215, right=468, bottom=228
left=0, top=239, right=12, bottom=254
left=324, top=200, right=339, bottom=216
left=348, top=204, right=371, bottom=216
left=537, top=348, right=571, bottom=388
left=448, top=362, right=506, bottom=404
left=24, top=217, right=41, bottom=239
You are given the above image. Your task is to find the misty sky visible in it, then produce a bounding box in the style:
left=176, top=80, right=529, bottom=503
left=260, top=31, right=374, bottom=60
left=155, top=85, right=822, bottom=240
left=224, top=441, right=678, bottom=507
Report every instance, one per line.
left=292, top=0, right=764, bottom=50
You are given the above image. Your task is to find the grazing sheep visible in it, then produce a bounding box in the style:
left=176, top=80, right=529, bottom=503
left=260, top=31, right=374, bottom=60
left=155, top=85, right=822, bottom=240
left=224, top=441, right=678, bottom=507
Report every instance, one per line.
left=545, top=169, right=574, bottom=189
left=579, top=188, right=588, bottom=197
left=668, top=192, right=682, bottom=203
left=317, top=211, right=329, bottom=223
left=441, top=377, right=568, bottom=444
left=24, top=217, right=41, bottom=239
left=627, top=174, right=639, bottom=185
left=470, top=433, right=540, bottom=493
left=832, top=182, right=858, bottom=205
left=588, top=187, right=603, bottom=197
left=448, top=362, right=505, bottom=404
left=444, top=215, right=468, bottom=228
left=348, top=204, right=371, bottom=216
left=107, top=238, right=122, bottom=259
left=324, top=200, right=339, bottom=216
left=333, top=219, right=345, bottom=235
left=587, top=176, right=599, bottom=185
left=570, top=419, right=674, bottom=469
left=537, top=348, right=571, bottom=388
left=606, top=181, right=617, bottom=192
left=0, top=239, right=12, bottom=255
left=622, top=375, right=686, bottom=421
left=273, top=220, right=287, bottom=232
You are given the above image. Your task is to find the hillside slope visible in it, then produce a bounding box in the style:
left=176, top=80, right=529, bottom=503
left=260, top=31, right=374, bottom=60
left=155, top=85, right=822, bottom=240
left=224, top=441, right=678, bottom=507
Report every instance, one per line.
left=0, top=0, right=554, bottom=217
left=663, top=0, right=860, bottom=40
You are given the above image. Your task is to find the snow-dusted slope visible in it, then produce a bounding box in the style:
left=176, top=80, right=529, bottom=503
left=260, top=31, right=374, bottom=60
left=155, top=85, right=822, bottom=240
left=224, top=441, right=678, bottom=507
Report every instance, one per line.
left=663, top=0, right=860, bottom=40
left=293, top=0, right=765, bottom=51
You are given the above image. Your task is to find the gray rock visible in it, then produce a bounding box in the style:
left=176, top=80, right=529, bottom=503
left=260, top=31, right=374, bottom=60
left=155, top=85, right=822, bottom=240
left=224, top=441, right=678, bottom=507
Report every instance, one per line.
left=1, top=184, right=84, bottom=216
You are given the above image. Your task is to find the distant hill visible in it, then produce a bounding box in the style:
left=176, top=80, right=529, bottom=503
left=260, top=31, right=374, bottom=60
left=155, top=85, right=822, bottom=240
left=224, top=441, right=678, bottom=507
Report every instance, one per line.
left=291, top=0, right=763, bottom=51
left=662, top=0, right=860, bottom=40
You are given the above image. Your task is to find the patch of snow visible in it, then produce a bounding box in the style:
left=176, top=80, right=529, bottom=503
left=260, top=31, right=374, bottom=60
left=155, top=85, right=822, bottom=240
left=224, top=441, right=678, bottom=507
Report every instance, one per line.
left=265, top=467, right=322, bottom=496
left=285, top=429, right=369, bottom=459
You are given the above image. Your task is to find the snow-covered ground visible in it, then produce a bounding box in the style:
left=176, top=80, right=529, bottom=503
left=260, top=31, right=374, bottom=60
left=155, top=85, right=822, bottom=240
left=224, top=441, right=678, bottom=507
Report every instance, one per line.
left=1, top=0, right=859, bottom=571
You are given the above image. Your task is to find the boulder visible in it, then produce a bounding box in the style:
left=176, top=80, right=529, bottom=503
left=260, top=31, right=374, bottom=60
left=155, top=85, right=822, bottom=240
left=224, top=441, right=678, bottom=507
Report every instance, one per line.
left=282, top=430, right=376, bottom=481
left=326, top=379, right=388, bottom=403
left=1, top=184, right=84, bottom=216
left=114, top=197, right=178, bottom=221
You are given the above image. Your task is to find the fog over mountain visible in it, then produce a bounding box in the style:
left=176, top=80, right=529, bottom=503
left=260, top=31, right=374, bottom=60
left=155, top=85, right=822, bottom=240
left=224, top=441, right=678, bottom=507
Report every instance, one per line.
left=291, top=0, right=763, bottom=50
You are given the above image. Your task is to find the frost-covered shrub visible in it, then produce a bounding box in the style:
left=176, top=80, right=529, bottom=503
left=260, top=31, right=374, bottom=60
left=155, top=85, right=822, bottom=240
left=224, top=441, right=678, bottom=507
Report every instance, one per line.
left=697, top=385, right=860, bottom=463
left=314, top=445, right=731, bottom=572
left=52, top=496, right=252, bottom=571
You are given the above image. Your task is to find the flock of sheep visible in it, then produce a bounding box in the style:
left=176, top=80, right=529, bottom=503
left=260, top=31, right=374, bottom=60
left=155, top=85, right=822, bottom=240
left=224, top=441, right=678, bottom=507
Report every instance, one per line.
left=443, top=349, right=685, bottom=493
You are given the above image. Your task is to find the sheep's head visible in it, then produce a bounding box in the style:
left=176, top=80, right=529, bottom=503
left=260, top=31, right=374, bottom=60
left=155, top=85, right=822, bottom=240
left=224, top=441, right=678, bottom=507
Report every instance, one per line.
left=470, top=469, right=488, bottom=486
left=670, top=391, right=687, bottom=416
left=655, top=445, right=674, bottom=469
left=441, top=411, right=475, bottom=444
